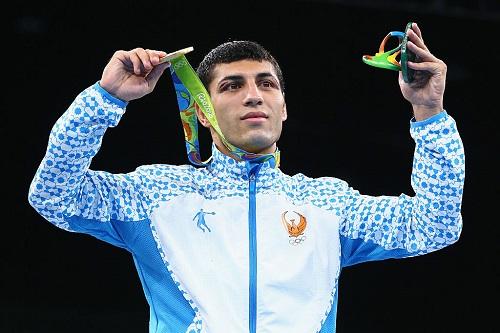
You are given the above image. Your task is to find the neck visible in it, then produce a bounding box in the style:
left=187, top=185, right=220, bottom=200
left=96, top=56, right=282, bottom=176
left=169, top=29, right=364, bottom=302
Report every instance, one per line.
left=213, top=141, right=242, bottom=161
left=211, top=135, right=277, bottom=162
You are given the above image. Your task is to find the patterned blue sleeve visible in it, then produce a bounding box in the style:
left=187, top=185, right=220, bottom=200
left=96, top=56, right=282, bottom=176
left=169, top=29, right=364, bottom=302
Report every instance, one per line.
left=28, top=83, right=153, bottom=248
left=340, top=111, right=465, bottom=267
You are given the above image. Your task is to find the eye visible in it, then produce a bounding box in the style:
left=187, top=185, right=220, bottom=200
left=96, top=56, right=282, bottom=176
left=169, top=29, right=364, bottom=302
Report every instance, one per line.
left=228, top=82, right=241, bottom=90
left=220, top=82, right=241, bottom=92
left=259, top=80, right=277, bottom=89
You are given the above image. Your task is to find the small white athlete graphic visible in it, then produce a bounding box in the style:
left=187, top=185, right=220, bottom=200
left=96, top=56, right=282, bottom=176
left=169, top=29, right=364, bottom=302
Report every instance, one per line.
left=193, top=208, right=216, bottom=232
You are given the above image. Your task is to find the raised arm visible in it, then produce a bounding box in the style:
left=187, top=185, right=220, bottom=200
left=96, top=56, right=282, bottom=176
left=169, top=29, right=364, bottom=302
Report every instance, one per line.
left=340, top=23, right=465, bottom=266
left=339, top=112, right=465, bottom=266
left=28, top=49, right=170, bottom=247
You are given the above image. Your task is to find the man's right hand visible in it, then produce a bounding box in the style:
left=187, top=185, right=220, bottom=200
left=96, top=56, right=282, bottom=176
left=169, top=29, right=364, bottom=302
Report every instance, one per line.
left=99, top=48, right=170, bottom=102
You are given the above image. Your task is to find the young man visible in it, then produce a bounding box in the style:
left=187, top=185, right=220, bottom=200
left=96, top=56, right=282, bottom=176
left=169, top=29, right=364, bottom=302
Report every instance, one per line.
left=28, top=23, right=465, bottom=333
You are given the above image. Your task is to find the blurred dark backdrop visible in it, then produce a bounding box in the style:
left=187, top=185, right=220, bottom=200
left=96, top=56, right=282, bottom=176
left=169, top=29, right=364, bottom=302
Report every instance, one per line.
left=4, top=0, right=499, bottom=332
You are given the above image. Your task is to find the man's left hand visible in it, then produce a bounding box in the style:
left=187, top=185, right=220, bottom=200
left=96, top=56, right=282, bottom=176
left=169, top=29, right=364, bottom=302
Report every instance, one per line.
left=399, top=23, right=447, bottom=121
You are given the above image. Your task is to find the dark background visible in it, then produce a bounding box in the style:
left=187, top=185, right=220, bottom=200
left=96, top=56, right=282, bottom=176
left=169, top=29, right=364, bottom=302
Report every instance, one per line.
left=4, top=0, right=499, bottom=332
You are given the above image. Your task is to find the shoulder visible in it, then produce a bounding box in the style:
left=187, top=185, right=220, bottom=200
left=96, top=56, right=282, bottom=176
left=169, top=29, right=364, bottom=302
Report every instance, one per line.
left=135, top=163, right=205, bottom=184
left=281, top=170, right=347, bottom=187
left=278, top=170, right=350, bottom=199
left=131, top=164, right=212, bottom=201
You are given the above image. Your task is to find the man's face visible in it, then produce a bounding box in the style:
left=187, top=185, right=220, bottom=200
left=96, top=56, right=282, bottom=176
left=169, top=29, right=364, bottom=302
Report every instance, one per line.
left=203, top=60, right=287, bottom=155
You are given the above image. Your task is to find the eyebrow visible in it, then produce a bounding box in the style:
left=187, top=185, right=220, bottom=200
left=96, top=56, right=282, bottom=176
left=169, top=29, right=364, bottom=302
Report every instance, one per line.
left=218, top=72, right=277, bottom=84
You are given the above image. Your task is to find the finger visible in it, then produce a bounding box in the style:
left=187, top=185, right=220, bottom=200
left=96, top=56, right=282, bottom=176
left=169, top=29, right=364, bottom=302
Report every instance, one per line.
left=408, top=60, right=446, bottom=76
left=412, top=22, right=424, bottom=42
left=134, top=48, right=153, bottom=72
left=111, top=50, right=128, bottom=66
left=407, top=40, right=437, bottom=62
left=398, top=70, right=405, bottom=85
left=128, top=49, right=145, bottom=75
left=128, top=48, right=149, bottom=75
left=146, top=49, right=167, bottom=66
left=407, top=29, right=428, bottom=52
left=146, top=62, right=170, bottom=87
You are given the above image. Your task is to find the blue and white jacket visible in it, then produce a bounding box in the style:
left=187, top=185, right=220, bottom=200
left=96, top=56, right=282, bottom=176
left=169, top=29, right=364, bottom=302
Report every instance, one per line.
left=28, top=83, right=465, bottom=333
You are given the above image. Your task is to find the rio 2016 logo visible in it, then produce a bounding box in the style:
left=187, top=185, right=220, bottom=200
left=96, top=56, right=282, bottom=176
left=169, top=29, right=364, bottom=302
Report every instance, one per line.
left=173, top=59, right=188, bottom=70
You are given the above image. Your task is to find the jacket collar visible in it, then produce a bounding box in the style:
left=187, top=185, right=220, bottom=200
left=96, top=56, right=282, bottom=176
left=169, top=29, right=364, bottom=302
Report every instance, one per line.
left=207, top=143, right=281, bottom=183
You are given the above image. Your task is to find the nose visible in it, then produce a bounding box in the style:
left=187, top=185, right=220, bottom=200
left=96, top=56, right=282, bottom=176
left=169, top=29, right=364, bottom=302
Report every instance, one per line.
left=243, top=82, right=263, bottom=107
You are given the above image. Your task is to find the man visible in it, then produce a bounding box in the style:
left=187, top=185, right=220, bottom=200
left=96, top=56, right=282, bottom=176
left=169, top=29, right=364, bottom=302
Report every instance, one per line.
left=28, top=23, right=465, bottom=333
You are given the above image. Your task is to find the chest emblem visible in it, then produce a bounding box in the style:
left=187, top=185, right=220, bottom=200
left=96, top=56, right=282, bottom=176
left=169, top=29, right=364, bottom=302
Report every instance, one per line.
left=193, top=208, right=216, bottom=232
left=281, top=211, right=307, bottom=245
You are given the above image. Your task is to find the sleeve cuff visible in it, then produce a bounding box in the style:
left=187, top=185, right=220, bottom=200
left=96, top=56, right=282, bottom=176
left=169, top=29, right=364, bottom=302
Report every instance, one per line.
left=410, top=110, right=447, bottom=128
left=94, top=81, right=128, bottom=108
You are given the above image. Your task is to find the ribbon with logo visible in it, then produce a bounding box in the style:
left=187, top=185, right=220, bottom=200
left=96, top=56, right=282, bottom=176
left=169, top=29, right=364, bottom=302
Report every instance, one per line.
left=166, top=51, right=280, bottom=168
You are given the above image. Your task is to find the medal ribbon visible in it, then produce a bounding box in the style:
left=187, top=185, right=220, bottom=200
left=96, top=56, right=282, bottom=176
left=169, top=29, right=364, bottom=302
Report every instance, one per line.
left=169, top=55, right=280, bottom=167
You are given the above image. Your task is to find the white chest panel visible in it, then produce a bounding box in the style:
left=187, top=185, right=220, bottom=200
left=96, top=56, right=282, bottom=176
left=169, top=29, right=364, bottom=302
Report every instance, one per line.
left=151, top=193, right=341, bottom=333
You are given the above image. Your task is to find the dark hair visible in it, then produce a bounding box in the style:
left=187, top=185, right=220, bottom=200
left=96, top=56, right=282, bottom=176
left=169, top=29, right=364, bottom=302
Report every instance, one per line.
left=196, top=40, right=285, bottom=93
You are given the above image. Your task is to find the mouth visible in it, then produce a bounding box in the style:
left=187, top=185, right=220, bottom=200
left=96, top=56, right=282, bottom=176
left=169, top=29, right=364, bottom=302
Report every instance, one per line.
left=241, top=112, right=268, bottom=120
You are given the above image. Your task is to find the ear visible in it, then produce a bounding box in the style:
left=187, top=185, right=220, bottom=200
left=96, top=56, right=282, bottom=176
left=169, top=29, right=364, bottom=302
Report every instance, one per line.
left=281, top=101, right=287, bottom=121
left=195, top=103, right=211, bottom=128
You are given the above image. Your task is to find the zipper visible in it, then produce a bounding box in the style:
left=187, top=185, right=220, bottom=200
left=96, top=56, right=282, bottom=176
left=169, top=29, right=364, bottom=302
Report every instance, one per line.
left=248, top=169, right=258, bottom=333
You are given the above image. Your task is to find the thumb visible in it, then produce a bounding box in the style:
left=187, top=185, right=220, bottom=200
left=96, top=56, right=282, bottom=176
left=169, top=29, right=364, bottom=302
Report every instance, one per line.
left=398, top=71, right=406, bottom=88
left=146, top=62, right=170, bottom=88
